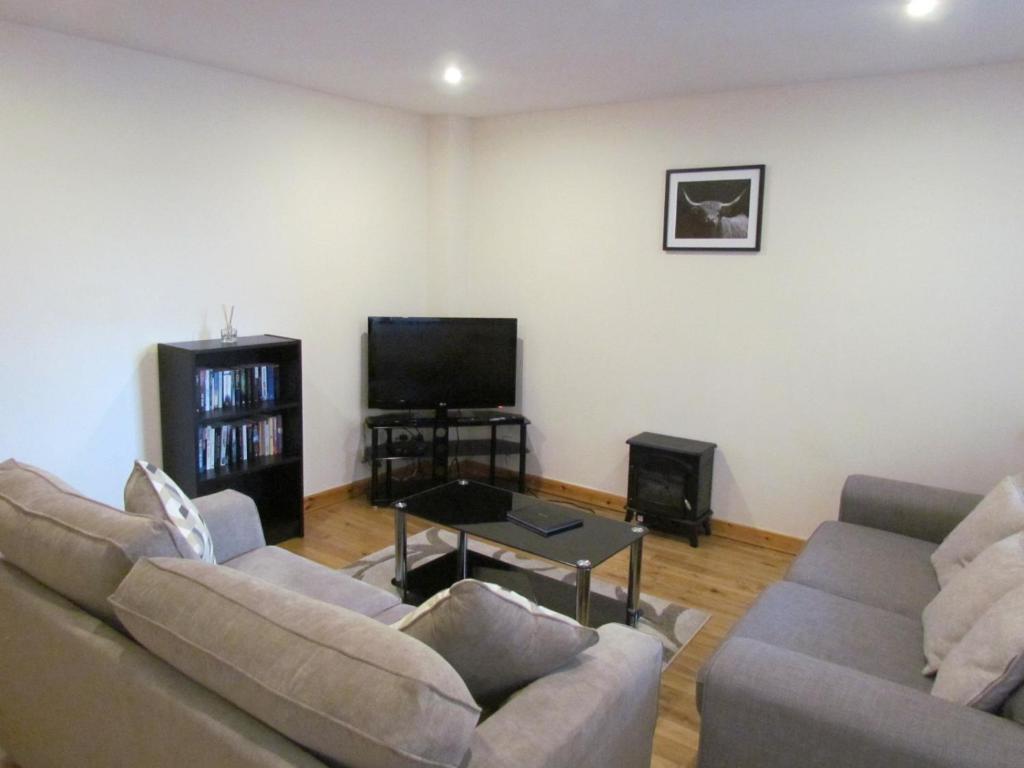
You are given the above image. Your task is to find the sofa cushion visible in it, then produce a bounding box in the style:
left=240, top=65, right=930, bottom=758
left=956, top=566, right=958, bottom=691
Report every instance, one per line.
left=124, top=461, right=216, bottom=563
left=785, top=521, right=939, bottom=618
left=931, top=472, right=1024, bottom=588
left=922, top=531, right=1024, bottom=674
left=109, top=557, right=480, bottom=768
left=0, top=459, right=195, bottom=623
left=394, top=578, right=599, bottom=706
left=373, top=602, right=417, bottom=624
left=722, top=581, right=932, bottom=693
left=224, top=545, right=401, bottom=618
left=931, top=582, right=1024, bottom=711
left=1002, top=683, right=1024, bottom=725
left=0, top=557, right=329, bottom=768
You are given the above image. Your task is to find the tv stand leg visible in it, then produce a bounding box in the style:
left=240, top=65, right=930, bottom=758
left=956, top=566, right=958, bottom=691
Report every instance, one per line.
left=384, top=427, right=393, bottom=501
left=489, top=425, right=497, bottom=486
left=431, top=408, right=449, bottom=485
left=370, top=427, right=380, bottom=504
left=518, top=422, right=527, bottom=492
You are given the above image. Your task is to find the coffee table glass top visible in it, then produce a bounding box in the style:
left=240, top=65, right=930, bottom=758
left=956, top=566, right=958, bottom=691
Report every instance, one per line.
left=395, top=480, right=646, bottom=568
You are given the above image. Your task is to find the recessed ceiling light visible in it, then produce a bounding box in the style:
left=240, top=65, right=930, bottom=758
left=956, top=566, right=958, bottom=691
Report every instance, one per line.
left=905, top=0, right=938, bottom=18
left=443, top=65, right=463, bottom=85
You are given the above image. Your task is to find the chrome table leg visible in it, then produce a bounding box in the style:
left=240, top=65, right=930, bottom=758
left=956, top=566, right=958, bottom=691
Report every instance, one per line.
left=575, top=559, right=592, bottom=626
left=393, top=502, right=407, bottom=595
left=457, top=531, right=469, bottom=581
left=627, top=527, right=646, bottom=627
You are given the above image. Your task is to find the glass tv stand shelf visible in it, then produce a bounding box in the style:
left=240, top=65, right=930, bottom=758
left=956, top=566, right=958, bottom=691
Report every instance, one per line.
left=363, top=410, right=529, bottom=506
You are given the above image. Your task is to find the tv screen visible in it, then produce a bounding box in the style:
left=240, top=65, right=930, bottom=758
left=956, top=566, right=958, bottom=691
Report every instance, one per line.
left=367, top=317, right=517, bottom=410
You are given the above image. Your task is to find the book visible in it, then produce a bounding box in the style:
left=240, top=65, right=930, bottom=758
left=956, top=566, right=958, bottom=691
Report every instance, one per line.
left=195, top=414, right=284, bottom=473
left=507, top=504, right=583, bottom=536
left=196, top=364, right=280, bottom=413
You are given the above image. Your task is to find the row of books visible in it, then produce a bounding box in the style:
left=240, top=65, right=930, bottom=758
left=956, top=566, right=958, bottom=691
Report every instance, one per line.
left=196, top=364, right=281, bottom=412
left=197, top=416, right=284, bottom=472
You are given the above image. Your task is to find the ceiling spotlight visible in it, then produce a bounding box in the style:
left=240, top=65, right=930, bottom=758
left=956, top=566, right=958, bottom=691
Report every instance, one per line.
left=905, top=0, right=938, bottom=17
left=443, top=65, right=463, bottom=85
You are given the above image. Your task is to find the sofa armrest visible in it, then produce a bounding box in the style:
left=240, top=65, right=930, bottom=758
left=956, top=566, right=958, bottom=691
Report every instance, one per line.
left=838, top=474, right=981, bottom=543
left=463, top=624, right=662, bottom=768
left=698, top=638, right=1021, bottom=768
left=192, top=490, right=266, bottom=562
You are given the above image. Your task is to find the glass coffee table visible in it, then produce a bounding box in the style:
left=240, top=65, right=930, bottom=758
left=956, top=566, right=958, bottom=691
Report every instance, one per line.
left=392, top=479, right=648, bottom=627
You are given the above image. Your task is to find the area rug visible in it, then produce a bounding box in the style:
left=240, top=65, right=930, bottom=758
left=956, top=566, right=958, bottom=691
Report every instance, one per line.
left=340, top=527, right=710, bottom=668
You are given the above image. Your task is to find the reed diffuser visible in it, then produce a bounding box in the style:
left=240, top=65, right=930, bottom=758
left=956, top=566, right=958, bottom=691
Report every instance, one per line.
left=220, top=305, right=238, bottom=344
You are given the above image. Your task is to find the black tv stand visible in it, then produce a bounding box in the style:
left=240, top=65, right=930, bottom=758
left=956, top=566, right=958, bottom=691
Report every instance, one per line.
left=364, top=410, right=529, bottom=506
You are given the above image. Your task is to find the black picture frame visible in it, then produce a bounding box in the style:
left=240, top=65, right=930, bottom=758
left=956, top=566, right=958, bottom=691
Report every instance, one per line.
left=663, top=164, right=765, bottom=252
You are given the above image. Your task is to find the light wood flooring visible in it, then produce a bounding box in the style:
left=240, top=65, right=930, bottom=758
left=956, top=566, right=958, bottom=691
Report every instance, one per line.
left=281, top=492, right=795, bottom=768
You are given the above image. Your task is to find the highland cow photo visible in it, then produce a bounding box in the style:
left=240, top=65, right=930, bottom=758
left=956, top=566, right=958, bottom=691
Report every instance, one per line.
left=663, top=165, right=765, bottom=251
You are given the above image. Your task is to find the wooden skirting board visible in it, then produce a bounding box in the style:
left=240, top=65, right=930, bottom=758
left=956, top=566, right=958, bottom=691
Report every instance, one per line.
left=304, top=478, right=370, bottom=512
left=523, top=473, right=804, bottom=555
left=304, top=470, right=804, bottom=555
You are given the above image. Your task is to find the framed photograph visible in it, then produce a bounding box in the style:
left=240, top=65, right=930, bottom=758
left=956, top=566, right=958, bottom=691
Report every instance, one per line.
left=663, top=164, right=765, bottom=251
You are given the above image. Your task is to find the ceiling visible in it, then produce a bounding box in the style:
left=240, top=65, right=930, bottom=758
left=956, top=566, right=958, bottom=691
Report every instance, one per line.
left=2, top=0, right=1023, bottom=116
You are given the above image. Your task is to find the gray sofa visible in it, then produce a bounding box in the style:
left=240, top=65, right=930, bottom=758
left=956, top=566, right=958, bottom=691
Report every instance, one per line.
left=0, top=462, right=662, bottom=768
left=696, top=474, right=1024, bottom=768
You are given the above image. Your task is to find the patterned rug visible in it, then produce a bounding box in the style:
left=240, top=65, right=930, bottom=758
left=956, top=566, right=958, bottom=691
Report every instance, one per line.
left=340, top=527, right=710, bottom=669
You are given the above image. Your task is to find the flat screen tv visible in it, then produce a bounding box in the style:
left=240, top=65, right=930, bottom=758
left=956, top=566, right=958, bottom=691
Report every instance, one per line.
left=367, top=317, right=517, bottom=411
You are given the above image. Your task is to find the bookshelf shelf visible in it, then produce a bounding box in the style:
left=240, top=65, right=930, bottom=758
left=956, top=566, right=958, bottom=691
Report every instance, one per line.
left=158, top=334, right=304, bottom=544
left=196, top=400, right=301, bottom=426
left=196, top=454, right=302, bottom=485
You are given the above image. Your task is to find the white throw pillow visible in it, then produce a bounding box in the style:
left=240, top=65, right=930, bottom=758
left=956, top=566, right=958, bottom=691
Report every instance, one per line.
left=124, top=460, right=216, bottom=563
left=921, top=532, right=1024, bottom=674
left=931, top=473, right=1024, bottom=588
left=931, top=583, right=1024, bottom=711
left=393, top=578, right=599, bottom=706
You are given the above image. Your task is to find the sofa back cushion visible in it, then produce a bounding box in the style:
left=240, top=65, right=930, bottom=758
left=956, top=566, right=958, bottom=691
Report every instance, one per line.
left=0, top=459, right=195, bottom=623
left=921, top=531, right=1024, bottom=674
left=930, top=473, right=1024, bottom=588
left=931, top=582, right=1024, bottom=711
left=109, top=558, right=480, bottom=768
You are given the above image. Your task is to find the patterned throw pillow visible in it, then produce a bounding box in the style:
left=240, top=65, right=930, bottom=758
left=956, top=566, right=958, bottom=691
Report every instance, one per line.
left=124, top=461, right=216, bottom=563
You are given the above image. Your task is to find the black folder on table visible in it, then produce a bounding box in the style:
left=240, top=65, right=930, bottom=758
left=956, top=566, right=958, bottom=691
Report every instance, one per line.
left=507, top=505, right=583, bottom=536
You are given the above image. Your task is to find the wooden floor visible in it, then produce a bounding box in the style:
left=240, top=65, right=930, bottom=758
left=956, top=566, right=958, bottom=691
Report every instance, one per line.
left=281, top=492, right=795, bottom=768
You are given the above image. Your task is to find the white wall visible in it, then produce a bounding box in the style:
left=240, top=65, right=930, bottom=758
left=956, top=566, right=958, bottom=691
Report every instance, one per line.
left=3, top=21, right=1023, bottom=538
left=0, top=22, right=430, bottom=504
left=467, top=63, right=1024, bottom=537
left=425, top=115, right=473, bottom=314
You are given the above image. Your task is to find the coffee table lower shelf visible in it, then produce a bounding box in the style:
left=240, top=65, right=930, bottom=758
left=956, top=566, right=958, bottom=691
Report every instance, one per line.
left=395, top=550, right=639, bottom=628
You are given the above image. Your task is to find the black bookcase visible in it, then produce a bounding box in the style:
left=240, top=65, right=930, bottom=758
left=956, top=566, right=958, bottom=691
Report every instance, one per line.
left=157, top=335, right=303, bottom=544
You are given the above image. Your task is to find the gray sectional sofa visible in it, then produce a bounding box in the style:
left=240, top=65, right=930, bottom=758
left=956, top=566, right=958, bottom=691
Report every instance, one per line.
left=697, top=474, right=1024, bottom=768
left=0, top=460, right=662, bottom=768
